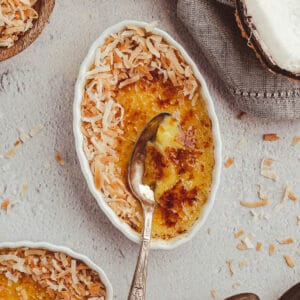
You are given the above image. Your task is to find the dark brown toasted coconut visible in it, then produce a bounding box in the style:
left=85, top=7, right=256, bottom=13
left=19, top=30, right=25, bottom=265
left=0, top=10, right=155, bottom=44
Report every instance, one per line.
left=235, top=0, right=300, bottom=81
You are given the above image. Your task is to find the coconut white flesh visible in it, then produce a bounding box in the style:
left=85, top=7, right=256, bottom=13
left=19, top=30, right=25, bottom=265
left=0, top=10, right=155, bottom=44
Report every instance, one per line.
left=244, top=0, right=300, bottom=74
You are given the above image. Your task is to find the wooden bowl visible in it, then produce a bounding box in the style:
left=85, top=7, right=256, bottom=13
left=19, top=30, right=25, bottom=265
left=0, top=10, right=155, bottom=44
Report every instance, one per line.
left=0, top=0, right=55, bottom=61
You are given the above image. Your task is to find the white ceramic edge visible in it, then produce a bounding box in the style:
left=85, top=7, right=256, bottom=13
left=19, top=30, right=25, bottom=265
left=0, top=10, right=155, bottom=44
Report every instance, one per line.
left=73, top=20, right=222, bottom=250
left=0, top=241, right=113, bottom=300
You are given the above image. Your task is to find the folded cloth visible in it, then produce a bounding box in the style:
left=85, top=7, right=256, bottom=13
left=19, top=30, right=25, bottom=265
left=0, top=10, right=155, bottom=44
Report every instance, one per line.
left=177, top=0, right=300, bottom=119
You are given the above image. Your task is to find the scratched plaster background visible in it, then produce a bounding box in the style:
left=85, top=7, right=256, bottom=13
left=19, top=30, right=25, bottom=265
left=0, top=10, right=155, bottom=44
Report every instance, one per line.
left=0, top=1, right=300, bottom=299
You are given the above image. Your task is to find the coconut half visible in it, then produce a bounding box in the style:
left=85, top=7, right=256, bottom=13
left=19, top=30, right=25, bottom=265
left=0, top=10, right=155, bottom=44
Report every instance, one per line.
left=235, top=0, right=300, bottom=80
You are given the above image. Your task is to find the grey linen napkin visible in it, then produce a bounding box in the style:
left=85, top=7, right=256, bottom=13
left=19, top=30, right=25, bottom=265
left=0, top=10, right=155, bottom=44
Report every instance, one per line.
left=177, top=0, right=300, bottom=119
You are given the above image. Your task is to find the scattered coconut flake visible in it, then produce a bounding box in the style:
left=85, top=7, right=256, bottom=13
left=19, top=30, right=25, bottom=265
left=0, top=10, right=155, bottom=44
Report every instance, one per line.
left=18, top=129, right=30, bottom=143
left=55, top=151, right=65, bottom=166
left=284, top=255, right=295, bottom=268
left=226, top=259, right=235, bottom=276
left=269, top=244, right=275, bottom=256
left=277, top=238, right=294, bottom=244
left=21, top=184, right=28, bottom=197
left=207, top=228, right=211, bottom=235
left=1, top=198, right=10, bottom=210
left=232, top=281, right=241, bottom=288
left=234, top=230, right=245, bottom=239
left=287, top=190, right=298, bottom=201
left=211, top=289, right=218, bottom=298
left=29, top=124, right=43, bottom=137
left=239, top=260, right=249, bottom=267
left=263, top=159, right=273, bottom=167
left=240, top=198, right=269, bottom=208
left=260, top=158, right=279, bottom=181
left=256, top=242, right=262, bottom=251
left=274, top=187, right=290, bottom=212
left=243, top=237, right=255, bottom=249
left=224, top=157, right=234, bottom=168
left=292, top=136, right=300, bottom=146
left=263, top=133, right=280, bottom=141
left=5, top=140, right=21, bottom=158
left=236, top=242, right=248, bottom=250
left=297, top=216, right=300, bottom=225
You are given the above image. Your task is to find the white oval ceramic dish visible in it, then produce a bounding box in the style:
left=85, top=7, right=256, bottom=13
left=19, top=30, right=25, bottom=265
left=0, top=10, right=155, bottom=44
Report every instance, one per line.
left=74, top=20, right=222, bottom=250
left=0, top=241, right=113, bottom=300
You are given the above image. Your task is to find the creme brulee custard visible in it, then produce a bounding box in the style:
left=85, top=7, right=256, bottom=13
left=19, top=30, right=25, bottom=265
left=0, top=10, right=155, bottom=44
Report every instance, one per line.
left=81, top=25, right=214, bottom=240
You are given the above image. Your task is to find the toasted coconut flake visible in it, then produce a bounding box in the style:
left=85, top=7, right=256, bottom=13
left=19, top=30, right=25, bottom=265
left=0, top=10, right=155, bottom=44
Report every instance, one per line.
left=29, top=124, right=43, bottom=137
left=284, top=255, right=295, bottom=268
left=211, top=289, right=218, bottom=298
left=236, top=242, right=248, bottom=250
left=263, top=133, right=280, bottom=141
left=226, top=259, right=235, bottom=276
left=260, top=158, right=279, bottom=181
left=240, top=198, right=269, bottom=208
left=256, top=242, right=262, bottom=251
left=292, top=136, right=300, bottom=146
left=119, top=75, right=140, bottom=89
left=239, top=260, right=249, bottom=268
left=234, top=230, right=245, bottom=239
left=263, top=159, right=273, bottom=167
left=277, top=238, right=294, bottom=244
left=5, top=140, right=21, bottom=158
left=232, top=281, right=241, bottom=288
left=19, top=130, right=30, bottom=143
left=224, top=157, right=234, bottom=168
left=269, top=244, right=275, bottom=256
left=55, top=151, right=65, bottom=166
left=243, top=237, right=255, bottom=249
left=1, top=198, right=10, bottom=210
left=297, top=216, right=300, bottom=225
left=288, top=190, right=298, bottom=201
left=21, top=184, right=28, bottom=197
left=274, top=187, right=290, bottom=212
left=257, top=184, right=269, bottom=202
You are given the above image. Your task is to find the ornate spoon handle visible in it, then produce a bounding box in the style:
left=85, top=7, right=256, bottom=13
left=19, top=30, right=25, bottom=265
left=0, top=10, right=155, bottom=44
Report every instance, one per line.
left=128, top=206, right=154, bottom=300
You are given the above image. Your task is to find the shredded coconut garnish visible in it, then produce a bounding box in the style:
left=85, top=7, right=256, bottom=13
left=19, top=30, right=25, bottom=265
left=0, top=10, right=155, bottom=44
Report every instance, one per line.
left=269, top=244, right=275, bottom=256
left=0, top=0, right=38, bottom=48
left=0, top=247, right=106, bottom=299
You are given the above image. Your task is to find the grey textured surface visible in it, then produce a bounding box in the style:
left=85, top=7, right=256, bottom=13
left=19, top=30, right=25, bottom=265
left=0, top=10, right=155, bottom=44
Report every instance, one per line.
left=178, top=0, right=300, bottom=119
left=0, top=1, right=300, bottom=299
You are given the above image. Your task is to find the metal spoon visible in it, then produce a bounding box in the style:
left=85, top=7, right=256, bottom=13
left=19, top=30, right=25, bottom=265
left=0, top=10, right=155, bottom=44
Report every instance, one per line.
left=127, top=112, right=171, bottom=300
